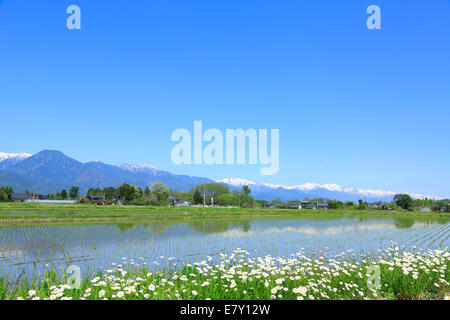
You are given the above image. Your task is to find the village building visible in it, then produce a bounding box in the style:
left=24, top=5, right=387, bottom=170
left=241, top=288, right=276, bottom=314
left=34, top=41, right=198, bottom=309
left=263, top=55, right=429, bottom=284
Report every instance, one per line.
left=8, top=193, right=28, bottom=201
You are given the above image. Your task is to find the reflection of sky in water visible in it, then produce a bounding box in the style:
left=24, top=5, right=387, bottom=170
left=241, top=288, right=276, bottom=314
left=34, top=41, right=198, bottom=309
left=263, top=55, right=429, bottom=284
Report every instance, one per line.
left=0, top=217, right=448, bottom=284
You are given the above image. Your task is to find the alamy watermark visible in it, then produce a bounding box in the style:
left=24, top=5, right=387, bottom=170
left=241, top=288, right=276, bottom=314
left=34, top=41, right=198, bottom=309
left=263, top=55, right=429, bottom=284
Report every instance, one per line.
left=366, top=5, right=381, bottom=30
left=171, top=121, right=279, bottom=175
left=66, top=264, right=81, bottom=289
left=66, top=5, right=81, bottom=30
left=366, top=265, right=382, bottom=291
left=64, top=4, right=381, bottom=30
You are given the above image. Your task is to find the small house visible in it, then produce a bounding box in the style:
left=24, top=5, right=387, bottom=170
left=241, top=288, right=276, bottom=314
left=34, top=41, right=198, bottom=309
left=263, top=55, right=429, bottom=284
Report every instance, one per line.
left=305, top=203, right=317, bottom=210
left=268, top=202, right=280, bottom=208
left=175, top=200, right=191, bottom=207
left=87, top=195, right=103, bottom=202
left=169, top=196, right=182, bottom=206
left=286, top=201, right=302, bottom=209
left=300, top=201, right=311, bottom=209
left=8, top=193, right=28, bottom=201
left=317, top=203, right=329, bottom=210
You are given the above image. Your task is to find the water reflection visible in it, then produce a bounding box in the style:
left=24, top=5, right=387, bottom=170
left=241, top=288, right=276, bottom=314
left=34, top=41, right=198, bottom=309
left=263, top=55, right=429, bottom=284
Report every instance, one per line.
left=188, top=220, right=251, bottom=234
left=109, top=216, right=449, bottom=237
left=0, top=216, right=448, bottom=284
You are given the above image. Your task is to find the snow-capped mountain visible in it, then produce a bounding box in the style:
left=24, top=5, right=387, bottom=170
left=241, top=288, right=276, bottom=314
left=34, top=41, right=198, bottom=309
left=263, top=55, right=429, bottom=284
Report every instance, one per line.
left=216, top=178, right=443, bottom=202
left=0, top=150, right=214, bottom=194
left=0, top=152, right=31, bottom=162
left=120, top=163, right=160, bottom=174
left=0, top=152, right=32, bottom=170
left=0, top=150, right=445, bottom=201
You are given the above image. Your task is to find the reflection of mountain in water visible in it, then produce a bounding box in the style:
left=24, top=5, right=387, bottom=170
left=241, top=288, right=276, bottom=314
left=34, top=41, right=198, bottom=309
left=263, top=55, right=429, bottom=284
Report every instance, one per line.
left=216, top=217, right=449, bottom=238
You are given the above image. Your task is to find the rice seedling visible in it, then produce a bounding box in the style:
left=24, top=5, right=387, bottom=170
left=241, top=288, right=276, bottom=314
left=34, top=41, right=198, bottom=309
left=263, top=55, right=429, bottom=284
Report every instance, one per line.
left=0, top=216, right=448, bottom=298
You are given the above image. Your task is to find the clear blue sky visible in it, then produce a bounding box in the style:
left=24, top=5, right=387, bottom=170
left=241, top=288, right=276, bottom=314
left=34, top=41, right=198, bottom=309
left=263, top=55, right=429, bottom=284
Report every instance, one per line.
left=0, top=1, right=449, bottom=197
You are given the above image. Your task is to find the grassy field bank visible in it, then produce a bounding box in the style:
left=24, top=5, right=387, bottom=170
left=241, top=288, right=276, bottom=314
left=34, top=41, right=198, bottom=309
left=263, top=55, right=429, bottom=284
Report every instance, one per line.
left=0, top=202, right=448, bottom=226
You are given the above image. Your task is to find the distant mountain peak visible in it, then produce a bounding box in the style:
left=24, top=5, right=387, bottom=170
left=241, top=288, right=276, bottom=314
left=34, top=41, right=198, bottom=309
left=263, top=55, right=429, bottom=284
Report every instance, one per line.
left=216, top=177, right=444, bottom=201
left=0, top=152, right=31, bottom=162
left=120, top=163, right=160, bottom=172
left=216, top=177, right=258, bottom=186
left=0, top=150, right=445, bottom=201
left=36, top=150, right=67, bottom=156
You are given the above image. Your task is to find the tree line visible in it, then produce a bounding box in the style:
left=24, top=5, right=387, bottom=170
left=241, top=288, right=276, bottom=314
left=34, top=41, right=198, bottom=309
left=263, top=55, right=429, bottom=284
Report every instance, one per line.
left=0, top=183, right=448, bottom=211
left=0, top=181, right=257, bottom=207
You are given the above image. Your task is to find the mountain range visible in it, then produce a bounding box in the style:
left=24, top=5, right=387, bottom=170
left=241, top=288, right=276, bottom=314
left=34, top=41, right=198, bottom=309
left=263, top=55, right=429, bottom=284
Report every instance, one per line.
left=0, top=150, right=444, bottom=202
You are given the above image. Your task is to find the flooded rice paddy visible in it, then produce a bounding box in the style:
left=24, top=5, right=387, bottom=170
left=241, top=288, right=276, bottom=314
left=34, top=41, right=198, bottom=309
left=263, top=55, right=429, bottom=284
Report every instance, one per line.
left=0, top=215, right=449, bottom=284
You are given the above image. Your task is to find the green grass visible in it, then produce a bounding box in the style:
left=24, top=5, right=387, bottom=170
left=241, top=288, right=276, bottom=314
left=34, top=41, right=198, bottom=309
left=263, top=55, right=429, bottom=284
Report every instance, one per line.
left=1, top=248, right=448, bottom=300
left=0, top=202, right=447, bottom=226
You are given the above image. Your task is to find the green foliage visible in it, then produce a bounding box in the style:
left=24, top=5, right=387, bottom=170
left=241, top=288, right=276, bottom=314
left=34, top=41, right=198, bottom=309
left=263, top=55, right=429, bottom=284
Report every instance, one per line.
left=150, top=182, right=169, bottom=205
left=0, top=186, right=13, bottom=202
left=217, top=193, right=239, bottom=206
left=255, top=200, right=269, bottom=208
left=60, top=189, right=68, bottom=200
left=195, top=183, right=230, bottom=205
left=394, top=194, right=414, bottom=210
left=327, top=200, right=342, bottom=209
left=87, top=188, right=104, bottom=197
left=239, top=186, right=254, bottom=208
left=69, top=186, right=79, bottom=199
left=356, top=199, right=368, bottom=210
left=117, top=183, right=141, bottom=203
left=103, top=187, right=116, bottom=201
left=344, top=201, right=354, bottom=208
left=242, top=185, right=251, bottom=195
left=128, top=198, right=147, bottom=206
left=193, top=189, right=203, bottom=204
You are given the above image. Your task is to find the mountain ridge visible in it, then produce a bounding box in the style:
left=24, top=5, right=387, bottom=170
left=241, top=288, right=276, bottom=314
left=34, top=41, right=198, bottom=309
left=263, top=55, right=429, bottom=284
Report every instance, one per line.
left=0, top=150, right=444, bottom=201
left=216, top=178, right=443, bottom=202
left=0, top=150, right=214, bottom=195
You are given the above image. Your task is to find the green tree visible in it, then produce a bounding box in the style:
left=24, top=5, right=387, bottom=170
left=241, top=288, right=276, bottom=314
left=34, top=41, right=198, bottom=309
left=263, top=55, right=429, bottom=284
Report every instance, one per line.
left=0, top=186, right=13, bottom=201
left=117, top=183, right=139, bottom=203
left=217, top=193, right=239, bottom=206
left=87, top=188, right=104, bottom=197
left=327, top=200, right=340, bottom=209
left=61, top=189, right=68, bottom=200
left=357, top=199, right=367, bottom=210
left=195, top=183, right=230, bottom=205
left=239, top=185, right=254, bottom=208
left=103, top=187, right=116, bottom=201
left=69, top=186, right=79, bottom=199
left=193, top=189, right=203, bottom=204
left=394, top=194, right=414, bottom=210
left=0, top=190, right=7, bottom=201
left=344, top=201, right=354, bottom=208
left=150, top=182, right=170, bottom=204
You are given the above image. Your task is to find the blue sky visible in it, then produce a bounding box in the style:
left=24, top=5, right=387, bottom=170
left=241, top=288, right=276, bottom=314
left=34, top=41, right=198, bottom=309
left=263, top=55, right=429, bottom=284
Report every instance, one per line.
left=0, top=0, right=449, bottom=196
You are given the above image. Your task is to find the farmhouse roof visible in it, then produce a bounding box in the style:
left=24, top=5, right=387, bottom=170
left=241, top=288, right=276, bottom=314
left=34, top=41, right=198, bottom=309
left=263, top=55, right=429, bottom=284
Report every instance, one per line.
left=9, top=193, right=29, bottom=200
